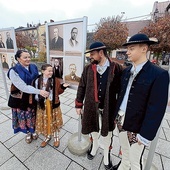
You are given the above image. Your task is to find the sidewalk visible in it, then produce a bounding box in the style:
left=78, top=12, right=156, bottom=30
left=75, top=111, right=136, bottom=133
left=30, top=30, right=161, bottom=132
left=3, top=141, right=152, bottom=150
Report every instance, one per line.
left=0, top=71, right=170, bottom=170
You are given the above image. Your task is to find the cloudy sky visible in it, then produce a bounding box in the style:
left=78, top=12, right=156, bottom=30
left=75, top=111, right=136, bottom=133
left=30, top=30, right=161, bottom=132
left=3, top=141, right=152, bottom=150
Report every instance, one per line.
left=0, top=0, right=166, bottom=31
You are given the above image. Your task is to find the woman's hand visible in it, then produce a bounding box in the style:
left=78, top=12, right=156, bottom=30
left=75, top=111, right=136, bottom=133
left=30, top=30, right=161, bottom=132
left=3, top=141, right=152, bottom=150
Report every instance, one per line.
left=40, top=90, right=49, bottom=98
left=63, top=83, right=69, bottom=88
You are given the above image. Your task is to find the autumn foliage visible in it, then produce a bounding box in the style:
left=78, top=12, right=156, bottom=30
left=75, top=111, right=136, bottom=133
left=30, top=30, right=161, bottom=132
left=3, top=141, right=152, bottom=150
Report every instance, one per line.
left=15, top=32, right=33, bottom=49
left=140, top=15, right=170, bottom=54
left=93, top=16, right=128, bottom=52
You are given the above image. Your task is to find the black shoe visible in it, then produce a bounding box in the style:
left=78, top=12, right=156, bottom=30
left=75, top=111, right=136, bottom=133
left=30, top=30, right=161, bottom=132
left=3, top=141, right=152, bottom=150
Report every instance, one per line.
left=112, top=161, right=121, bottom=170
left=104, top=161, right=114, bottom=170
left=87, top=140, right=96, bottom=160
left=87, top=149, right=95, bottom=160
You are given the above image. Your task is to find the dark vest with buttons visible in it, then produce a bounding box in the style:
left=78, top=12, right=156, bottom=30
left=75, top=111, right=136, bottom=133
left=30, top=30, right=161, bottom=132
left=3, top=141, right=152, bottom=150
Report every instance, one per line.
left=97, top=67, right=109, bottom=109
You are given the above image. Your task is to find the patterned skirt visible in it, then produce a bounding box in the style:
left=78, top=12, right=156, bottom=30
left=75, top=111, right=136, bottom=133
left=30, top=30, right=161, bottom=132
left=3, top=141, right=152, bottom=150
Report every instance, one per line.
left=12, top=107, right=36, bottom=134
left=35, top=105, right=63, bottom=137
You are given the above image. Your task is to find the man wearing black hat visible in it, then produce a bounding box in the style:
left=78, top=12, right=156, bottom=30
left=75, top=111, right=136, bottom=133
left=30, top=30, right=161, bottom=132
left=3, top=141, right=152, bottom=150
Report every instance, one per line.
left=113, top=33, right=169, bottom=170
left=75, top=42, right=123, bottom=169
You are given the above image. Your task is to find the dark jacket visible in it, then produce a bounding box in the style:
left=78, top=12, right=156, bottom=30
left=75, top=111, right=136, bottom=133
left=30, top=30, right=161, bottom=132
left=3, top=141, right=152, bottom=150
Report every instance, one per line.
left=50, top=36, right=63, bottom=51
left=75, top=61, right=122, bottom=136
left=114, top=60, right=169, bottom=140
left=6, top=38, right=14, bottom=49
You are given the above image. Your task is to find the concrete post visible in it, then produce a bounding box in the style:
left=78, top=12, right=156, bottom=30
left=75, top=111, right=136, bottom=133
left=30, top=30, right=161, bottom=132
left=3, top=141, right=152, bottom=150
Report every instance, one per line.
left=144, top=124, right=161, bottom=170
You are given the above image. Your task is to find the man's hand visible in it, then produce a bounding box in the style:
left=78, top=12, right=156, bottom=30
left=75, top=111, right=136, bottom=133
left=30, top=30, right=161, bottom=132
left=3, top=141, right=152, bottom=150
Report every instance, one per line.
left=76, top=108, right=82, bottom=115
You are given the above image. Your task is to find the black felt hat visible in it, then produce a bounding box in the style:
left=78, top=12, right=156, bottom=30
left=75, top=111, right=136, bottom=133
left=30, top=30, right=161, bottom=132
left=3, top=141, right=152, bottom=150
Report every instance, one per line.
left=122, top=33, right=158, bottom=46
left=85, top=42, right=107, bottom=54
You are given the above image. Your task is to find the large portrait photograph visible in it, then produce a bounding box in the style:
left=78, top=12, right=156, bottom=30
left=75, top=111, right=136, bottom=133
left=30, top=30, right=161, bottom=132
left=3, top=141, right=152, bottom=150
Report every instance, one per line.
left=50, top=57, right=63, bottom=79
left=0, top=32, right=7, bottom=52
left=0, top=53, right=9, bottom=70
left=6, top=31, right=14, bottom=52
left=64, top=22, right=83, bottom=55
left=49, top=25, right=64, bottom=56
left=64, top=56, right=82, bottom=85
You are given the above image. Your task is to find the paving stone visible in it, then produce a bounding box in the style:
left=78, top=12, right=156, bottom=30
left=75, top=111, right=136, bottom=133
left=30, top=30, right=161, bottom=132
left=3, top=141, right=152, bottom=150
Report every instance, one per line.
left=155, top=138, right=170, bottom=157
left=61, top=92, right=72, bottom=97
left=0, top=143, right=13, bottom=166
left=162, top=156, right=170, bottom=170
left=163, top=128, right=170, bottom=141
left=62, top=118, right=78, bottom=134
left=9, top=138, right=40, bottom=162
left=164, top=111, right=170, bottom=120
left=60, top=103, right=72, bottom=114
left=0, top=108, right=11, bottom=116
left=166, top=106, right=170, bottom=113
left=162, top=119, right=170, bottom=128
left=64, top=147, right=103, bottom=170
left=0, top=156, right=28, bottom=170
left=62, top=114, right=71, bottom=125
left=4, top=132, right=25, bottom=148
left=66, top=93, right=76, bottom=100
left=60, top=96, right=70, bottom=103
left=0, top=98, right=6, bottom=104
left=64, top=98, right=74, bottom=105
left=66, top=108, right=79, bottom=119
left=0, top=120, right=15, bottom=143
left=159, top=127, right=166, bottom=140
left=167, top=120, right=170, bottom=127
left=0, top=113, right=9, bottom=123
left=67, top=161, right=84, bottom=170
left=66, top=88, right=77, bottom=95
left=24, top=145, right=71, bottom=170
left=69, top=101, right=75, bottom=108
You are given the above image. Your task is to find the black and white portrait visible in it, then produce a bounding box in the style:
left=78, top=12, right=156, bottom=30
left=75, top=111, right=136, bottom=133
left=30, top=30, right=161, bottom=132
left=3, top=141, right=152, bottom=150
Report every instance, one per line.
left=50, top=26, right=63, bottom=51
left=64, top=23, right=83, bottom=53
left=0, top=33, right=5, bottom=48
left=51, top=57, right=63, bottom=78
left=6, top=31, right=14, bottom=49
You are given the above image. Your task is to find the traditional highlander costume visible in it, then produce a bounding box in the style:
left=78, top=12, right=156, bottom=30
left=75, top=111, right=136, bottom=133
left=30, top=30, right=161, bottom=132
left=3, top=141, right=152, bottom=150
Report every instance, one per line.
left=75, top=42, right=122, bottom=169
left=8, top=63, right=39, bottom=134
left=113, top=34, right=169, bottom=170
left=32, top=73, right=67, bottom=148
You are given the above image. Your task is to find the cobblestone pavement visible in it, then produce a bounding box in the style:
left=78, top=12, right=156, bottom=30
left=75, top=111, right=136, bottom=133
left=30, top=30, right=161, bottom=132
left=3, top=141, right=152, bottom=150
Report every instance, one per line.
left=0, top=70, right=170, bottom=170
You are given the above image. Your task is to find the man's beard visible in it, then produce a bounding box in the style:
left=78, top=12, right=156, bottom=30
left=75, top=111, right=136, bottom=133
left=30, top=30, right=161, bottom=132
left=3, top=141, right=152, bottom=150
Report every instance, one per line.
left=90, top=58, right=100, bottom=65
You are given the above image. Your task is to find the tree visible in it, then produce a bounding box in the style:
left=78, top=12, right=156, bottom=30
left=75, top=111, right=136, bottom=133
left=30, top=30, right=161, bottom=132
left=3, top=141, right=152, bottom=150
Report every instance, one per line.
left=140, top=15, right=170, bottom=55
left=93, top=16, right=128, bottom=55
left=15, top=32, right=33, bottom=49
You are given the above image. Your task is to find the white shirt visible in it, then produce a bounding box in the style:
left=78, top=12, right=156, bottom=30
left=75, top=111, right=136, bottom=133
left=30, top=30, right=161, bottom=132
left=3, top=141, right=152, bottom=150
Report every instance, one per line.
left=97, top=59, right=110, bottom=75
left=120, top=61, right=147, bottom=112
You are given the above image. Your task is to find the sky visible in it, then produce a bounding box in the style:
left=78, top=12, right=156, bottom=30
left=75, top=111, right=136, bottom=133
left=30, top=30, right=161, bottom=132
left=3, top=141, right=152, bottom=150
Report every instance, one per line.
left=0, top=0, right=168, bottom=31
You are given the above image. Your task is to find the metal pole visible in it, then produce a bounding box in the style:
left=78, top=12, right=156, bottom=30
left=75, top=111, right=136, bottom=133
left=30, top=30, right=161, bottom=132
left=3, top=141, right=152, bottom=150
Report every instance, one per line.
left=78, top=114, right=82, bottom=141
left=144, top=124, right=161, bottom=170
left=0, top=60, right=9, bottom=100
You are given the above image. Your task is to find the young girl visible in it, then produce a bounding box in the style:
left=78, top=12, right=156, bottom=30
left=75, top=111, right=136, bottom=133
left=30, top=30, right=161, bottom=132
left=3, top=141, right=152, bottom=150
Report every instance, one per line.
left=33, top=64, right=69, bottom=148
